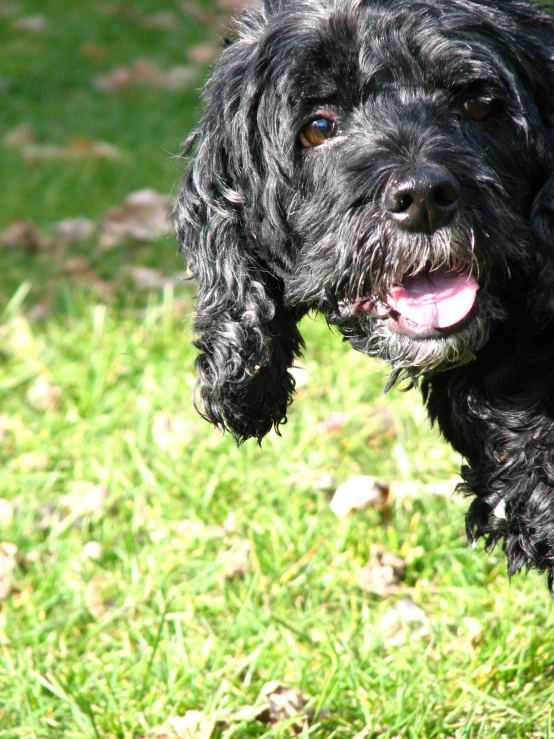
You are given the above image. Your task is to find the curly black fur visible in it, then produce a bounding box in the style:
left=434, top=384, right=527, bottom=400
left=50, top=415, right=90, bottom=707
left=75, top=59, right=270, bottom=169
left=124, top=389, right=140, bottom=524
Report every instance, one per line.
left=176, top=0, right=554, bottom=587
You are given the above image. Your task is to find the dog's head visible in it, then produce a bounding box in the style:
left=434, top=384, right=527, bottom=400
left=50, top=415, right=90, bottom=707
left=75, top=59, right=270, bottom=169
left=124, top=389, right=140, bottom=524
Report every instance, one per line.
left=176, top=0, right=554, bottom=441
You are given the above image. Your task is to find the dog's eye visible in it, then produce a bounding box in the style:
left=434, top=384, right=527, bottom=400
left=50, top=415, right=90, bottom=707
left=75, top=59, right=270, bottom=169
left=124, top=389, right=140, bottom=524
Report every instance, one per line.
left=299, top=117, right=337, bottom=147
left=464, top=97, right=495, bottom=121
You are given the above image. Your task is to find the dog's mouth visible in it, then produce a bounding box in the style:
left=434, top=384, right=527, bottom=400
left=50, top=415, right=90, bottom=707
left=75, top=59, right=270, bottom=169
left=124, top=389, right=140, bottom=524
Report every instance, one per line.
left=353, top=268, right=479, bottom=339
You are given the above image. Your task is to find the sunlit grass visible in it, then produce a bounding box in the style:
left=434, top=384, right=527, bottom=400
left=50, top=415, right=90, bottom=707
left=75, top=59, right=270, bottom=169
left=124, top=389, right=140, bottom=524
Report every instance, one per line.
left=1, top=0, right=554, bottom=737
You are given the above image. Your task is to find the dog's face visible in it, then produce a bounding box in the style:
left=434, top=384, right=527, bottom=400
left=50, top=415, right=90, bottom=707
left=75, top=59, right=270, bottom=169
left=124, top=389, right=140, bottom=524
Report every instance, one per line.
left=283, top=0, right=549, bottom=378
left=177, top=0, right=554, bottom=441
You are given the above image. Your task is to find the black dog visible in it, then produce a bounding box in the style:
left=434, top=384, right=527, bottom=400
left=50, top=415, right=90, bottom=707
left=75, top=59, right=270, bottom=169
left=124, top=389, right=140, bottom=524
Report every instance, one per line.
left=176, top=0, right=554, bottom=587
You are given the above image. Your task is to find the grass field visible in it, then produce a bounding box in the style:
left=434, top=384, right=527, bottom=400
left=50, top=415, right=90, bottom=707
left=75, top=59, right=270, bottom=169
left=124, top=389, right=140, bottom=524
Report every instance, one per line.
left=1, top=1, right=554, bottom=738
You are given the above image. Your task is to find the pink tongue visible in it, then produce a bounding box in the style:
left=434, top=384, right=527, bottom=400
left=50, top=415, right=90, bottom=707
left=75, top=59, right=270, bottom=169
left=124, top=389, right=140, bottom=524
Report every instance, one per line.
left=386, top=271, right=478, bottom=329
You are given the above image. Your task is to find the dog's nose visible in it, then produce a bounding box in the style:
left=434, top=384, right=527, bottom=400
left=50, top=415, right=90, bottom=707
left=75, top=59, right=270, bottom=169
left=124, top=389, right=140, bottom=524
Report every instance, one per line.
left=384, top=167, right=460, bottom=233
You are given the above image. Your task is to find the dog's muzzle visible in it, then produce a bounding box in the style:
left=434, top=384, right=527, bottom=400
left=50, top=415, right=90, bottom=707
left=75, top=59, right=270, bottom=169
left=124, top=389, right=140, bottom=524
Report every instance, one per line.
left=353, top=268, right=479, bottom=339
left=384, top=166, right=460, bottom=234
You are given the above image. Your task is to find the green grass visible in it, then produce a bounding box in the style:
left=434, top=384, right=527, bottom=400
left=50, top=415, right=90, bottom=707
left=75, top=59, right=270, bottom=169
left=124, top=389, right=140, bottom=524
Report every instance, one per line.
left=1, top=1, right=554, bottom=738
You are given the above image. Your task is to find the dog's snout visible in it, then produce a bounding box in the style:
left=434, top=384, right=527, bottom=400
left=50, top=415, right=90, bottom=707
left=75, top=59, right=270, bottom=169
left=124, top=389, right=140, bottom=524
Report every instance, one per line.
left=384, top=167, right=460, bottom=233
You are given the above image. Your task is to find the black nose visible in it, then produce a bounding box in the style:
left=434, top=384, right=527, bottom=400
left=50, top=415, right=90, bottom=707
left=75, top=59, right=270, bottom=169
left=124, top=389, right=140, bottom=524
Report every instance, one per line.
left=384, top=167, right=460, bottom=233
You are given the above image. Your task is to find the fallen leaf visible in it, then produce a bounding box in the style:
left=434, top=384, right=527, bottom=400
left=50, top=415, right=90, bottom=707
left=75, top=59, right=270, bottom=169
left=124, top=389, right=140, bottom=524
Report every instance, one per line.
left=63, top=256, right=96, bottom=278
left=260, top=681, right=319, bottom=731
left=26, top=375, right=62, bottom=412
left=187, top=43, right=220, bottom=65
left=100, top=188, right=172, bottom=249
left=132, top=267, right=167, bottom=289
left=0, top=499, right=13, bottom=527
left=84, top=577, right=106, bottom=618
left=217, top=0, right=259, bottom=11
left=315, top=411, right=347, bottom=434
left=151, top=711, right=219, bottom=739
left=0, top=220, right=51, bottom=252
left=358, top=545, right=406, bottom=596
left=458, top=617, right=483, bottom=648
left=26, top=303, right=49, bottom=322
left=21, top=137, right=124, bottom=163
left=352, top=728, right=373, bottom=739
left=13, top=451, right=50, bottom=472
left=180, top=1, right=219, bottom=26
left=364, top=404, right=396, bottom=439
left=61, top=482, right=110, bottom=517
left=0, top=542, right=18, bottom=599
left=389, top=477, right=460, bottom=499
left=39, top=504, right=59, bottom=531
left=13, top=14, right=46, bottom=33
left=94, top=59, right=196, bottom=93
left=218, top=538, right=252, bottom=579
left=4, top=122, right=34, bottom=148
left=54, top=217, right=96, bottom=244
left=176, top=520, right=227, bottom=540
left=330, top=476, right=389, bottom=518
left=152, top=412, right=199, bottom=450
left=80, top=42, right=108, bottom=61
left=379, top=598, right=430, bottom=647
left=143, top=11, right=179, bottom=28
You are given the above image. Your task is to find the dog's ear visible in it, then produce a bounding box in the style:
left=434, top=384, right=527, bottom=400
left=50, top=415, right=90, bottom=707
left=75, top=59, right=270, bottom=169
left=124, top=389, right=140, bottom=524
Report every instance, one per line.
left=175, top=33, right=304, bottom=444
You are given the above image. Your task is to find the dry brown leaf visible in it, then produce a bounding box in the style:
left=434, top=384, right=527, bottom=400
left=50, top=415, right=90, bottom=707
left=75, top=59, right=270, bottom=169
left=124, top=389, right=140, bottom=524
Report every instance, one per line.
left=151, top=711, right=218, bottom=739
left=142, top=11, right=179, bottom=29
left=180, top=1, right=219, bottom=25
left=457, top=617, right=484, bottom=648
left=187, top=43, right=220, bottom=65
left=100, top=189, right=172, bottom=249
left=330, top=476, right=389, bottom=518
left=260, top=681, right=318, bottom=731
left=379, top=598, right=430, bottom=647
left=26, top=303, right=49, bottom=322
left=61, top=483, right=110, bottom=517
left=94, top=59, right=196, bottom=93
left=351, top=728, right=373, bottom=739
left=315, top=411, right=347, bottom=434
left=176, top=520, right=227, bottom=540
left=80, top=42, right=108, bottom=61
left=389, top=477, right=459, bottom=499
left=4, top=122, right=34, bottom=148
left=358, top=545, right=406, bottom=596
left=63, top=256, right=96, bottom=279
left=21, top=137, right=124, bottom=163
left=13, top=14, right=46, bottom=33
left=13, top=451, right=49, bottom=472
left=0, top=543, right=18, bottom=599
left=39, top=504, right=59, bottom=531
left=217, top=0, right=258, bottom=12
left=0, top=220, right=51, bottom=252
left=26, top=376, right=62, bottom=412
left=54, top=218, right=96, bottom=244
left=132, top=267, right=167, bottom=290
left=218, top=538, right=252, bottom=579
left=84, top=577, right=106, bottom=619
left=152, top=412, right=199, bottom=450
left=0, top=499, right=13, bottom=527
left=364, top=405, right=397, bottom=439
